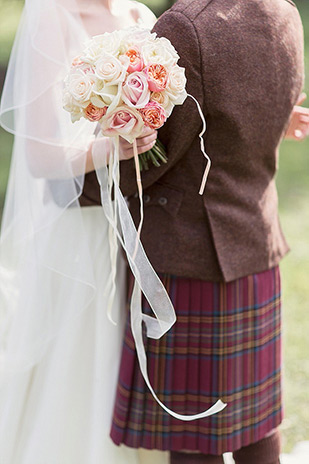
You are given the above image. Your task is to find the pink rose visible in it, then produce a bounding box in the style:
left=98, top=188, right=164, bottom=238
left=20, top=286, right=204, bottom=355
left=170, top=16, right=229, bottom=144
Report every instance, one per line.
left=101, top=106, right=144, bottom=143
left=143, top=64, right=168, bottom=92
left=139, top=101, right=166, bottom=129
left=125, top=47, right=144, bottom=73
left=122, top=72, right=150, bottom=109
left=84, top=103, right=107, bottom=122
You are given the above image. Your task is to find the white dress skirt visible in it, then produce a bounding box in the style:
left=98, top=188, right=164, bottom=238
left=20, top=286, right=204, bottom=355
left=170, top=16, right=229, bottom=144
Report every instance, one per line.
left=0, top=205, right=168, bottom=464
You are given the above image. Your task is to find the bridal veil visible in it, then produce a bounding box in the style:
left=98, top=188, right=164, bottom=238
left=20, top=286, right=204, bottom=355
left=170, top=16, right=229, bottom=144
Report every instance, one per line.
left=0, top=0, right=101, bottom=380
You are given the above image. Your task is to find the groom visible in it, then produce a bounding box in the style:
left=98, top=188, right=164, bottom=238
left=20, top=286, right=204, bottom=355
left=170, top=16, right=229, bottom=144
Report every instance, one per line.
left=114, top=0, right=304, bottom=463
left=120, top=0, right=304, bottom=280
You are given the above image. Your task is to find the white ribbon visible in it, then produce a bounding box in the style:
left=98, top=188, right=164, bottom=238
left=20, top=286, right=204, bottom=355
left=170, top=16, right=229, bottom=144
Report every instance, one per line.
left=187, top=94, right=212, bottom=196
left=93, top=107, right=227, bottom=419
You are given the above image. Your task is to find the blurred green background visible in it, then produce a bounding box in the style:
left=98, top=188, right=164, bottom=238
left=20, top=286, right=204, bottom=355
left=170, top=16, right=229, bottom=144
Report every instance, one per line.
left=0, top=0, right=308, bottom=453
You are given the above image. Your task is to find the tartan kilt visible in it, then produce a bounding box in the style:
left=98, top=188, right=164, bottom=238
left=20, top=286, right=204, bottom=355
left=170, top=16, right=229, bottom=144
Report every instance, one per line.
left=110, top=267, right=283, bottom=455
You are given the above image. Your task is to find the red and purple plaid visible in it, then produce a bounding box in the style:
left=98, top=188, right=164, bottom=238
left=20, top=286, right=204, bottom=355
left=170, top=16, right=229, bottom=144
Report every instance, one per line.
left=110, top=267, right=282, bottom=455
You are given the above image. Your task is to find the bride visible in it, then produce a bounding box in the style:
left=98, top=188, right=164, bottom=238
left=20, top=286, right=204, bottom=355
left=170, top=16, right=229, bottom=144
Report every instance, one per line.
left=0, top=0, right=166, bottom=463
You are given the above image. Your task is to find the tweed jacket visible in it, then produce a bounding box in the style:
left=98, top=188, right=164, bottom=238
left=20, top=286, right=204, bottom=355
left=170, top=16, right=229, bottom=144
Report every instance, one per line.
left=79, top=0, right=304, bottom=281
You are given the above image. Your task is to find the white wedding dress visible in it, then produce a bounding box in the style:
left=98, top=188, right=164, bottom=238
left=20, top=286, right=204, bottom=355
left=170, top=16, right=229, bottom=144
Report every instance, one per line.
left=0, top=205, right=168, bottom=464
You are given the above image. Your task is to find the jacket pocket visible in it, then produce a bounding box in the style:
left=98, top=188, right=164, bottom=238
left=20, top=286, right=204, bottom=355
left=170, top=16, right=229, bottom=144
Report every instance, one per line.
left=130, top=182, right=184, bottom=217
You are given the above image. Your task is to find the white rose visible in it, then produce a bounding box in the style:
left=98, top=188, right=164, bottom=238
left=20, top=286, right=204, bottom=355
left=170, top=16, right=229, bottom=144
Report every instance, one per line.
left=150, top=91, right=174, bottom=117
left=165, top=65, right=187, bottom=105
left=93, top=81, right=122, bottom=114
left=94, top=53, right=128, bottom=85
left=63, top=91, right=84, bottom=123
left=89, top=94, right=106, bottom=108
left=158, top=37, right=180, bottom=60
left=85, top=31, right=124, bottom=60
left=122, top=27, right=156, bottom=49
left=81, top=42, right=103, bottom=64
left=66, top=69, right=94, bottom=104
left=142, top=38, right=179, bottom=68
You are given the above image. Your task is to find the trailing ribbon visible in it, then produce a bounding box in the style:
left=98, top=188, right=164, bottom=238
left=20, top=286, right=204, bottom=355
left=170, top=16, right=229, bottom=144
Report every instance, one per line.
left=132, top=139, right=144, bottom=260
left=93, top=106, right=227, bottom=419
left=187, top=94, right=212, bottom=196
left=105, top=146, right=118, bottom=325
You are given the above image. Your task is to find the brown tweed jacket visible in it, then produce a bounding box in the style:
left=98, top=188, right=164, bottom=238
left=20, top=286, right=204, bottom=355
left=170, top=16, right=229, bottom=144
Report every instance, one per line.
left=80, top=0, right=304, bottom=281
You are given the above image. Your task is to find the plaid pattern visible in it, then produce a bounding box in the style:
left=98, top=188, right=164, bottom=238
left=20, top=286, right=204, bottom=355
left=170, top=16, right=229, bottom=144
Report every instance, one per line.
left=110, top=267, right=283, bottom=455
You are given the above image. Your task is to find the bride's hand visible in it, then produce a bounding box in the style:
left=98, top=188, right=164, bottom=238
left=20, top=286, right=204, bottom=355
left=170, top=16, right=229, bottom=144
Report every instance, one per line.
left=285, top=93, right=309, bottom=141
left=119, top=127, right=158, bottom=160
left=86, top=128, right=157, bottom=173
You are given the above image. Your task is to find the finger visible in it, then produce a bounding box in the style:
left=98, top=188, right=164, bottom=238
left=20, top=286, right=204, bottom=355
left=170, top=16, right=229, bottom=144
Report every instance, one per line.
left=301, top=123, right=309, bottom=135
left=121, top=135, right=156, bottom=150
left=121, top=139, right=159, bottom=159
left=122, top=141, right=156, bottom=159
left=120, top=136, right=157, bottom=156
left=121, top=149, right=134, bottom=160
left=293, top=107, right=309, bottom=116
left=135, top=133, right=157, bottom=148
left=140, top=126, right=157, bottom=137
left=299, top=116, right=309, bottom=123
left=119, top=138, right=132, bottom=148
left=296, top=92, right=307, bottom=106
left=120, top=140, right=138, bottom=153
left=137, top=140, right=156, bottom=154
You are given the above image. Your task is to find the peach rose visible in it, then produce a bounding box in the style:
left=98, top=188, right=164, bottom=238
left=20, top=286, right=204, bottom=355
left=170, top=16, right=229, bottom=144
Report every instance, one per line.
left=143, top=64, right=168, bottom=93
left=84, top=103, right=107, bottom=122
left=101, top=106, right=144, bottom=143
left=122, top=72, right=150, bottom=109
left=125, top=47, right=144, bottom=73
left=139, top=101, right=166, bottom=129
left=151, top=91, right=174, bottom=116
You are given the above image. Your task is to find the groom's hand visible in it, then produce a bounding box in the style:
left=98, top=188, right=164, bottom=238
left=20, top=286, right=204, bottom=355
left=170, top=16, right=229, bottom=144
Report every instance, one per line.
left=119, top=127, right=158, bottom=160
left=285, top=93, right=309, bottom=140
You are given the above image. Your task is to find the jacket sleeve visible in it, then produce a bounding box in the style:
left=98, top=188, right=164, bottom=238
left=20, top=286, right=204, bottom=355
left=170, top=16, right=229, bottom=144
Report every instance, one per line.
left=119, top=10, right=205, bottom=197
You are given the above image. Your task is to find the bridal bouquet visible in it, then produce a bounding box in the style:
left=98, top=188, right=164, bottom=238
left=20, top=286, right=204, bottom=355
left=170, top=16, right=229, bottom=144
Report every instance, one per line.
left=63, top=27, right=187, bottom=170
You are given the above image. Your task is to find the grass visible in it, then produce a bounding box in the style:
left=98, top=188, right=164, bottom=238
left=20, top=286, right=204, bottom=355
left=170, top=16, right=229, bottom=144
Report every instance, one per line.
left=0, top=0, right=23, bottom=66
left=0, top=0, right=308, bottom=454
left=278, top=159, right=309, bottom=450
left=278, top=148, right=309, bottom=450
left=276, top=1, right=309, bottom=452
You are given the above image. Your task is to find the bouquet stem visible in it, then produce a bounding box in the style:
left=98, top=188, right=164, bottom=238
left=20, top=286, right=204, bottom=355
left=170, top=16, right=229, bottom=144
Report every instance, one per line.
left=139, top=139, right=167, bottom=171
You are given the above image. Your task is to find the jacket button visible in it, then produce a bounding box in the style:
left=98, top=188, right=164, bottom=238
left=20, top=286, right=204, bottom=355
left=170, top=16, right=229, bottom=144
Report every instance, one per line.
left=158, top=197, right=168, bottom=206
left=144, top=194, right=150, bottom=203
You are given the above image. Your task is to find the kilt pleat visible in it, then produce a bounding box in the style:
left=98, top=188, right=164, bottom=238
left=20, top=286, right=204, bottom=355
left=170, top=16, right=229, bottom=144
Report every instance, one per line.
left=110, top=267, right=283, bottom=455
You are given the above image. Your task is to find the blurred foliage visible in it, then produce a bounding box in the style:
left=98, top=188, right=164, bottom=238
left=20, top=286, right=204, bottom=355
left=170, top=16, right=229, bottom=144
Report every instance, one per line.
left=0, top=0, right=23, bottom=65
left=0, top=0, right=308, bottom=454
